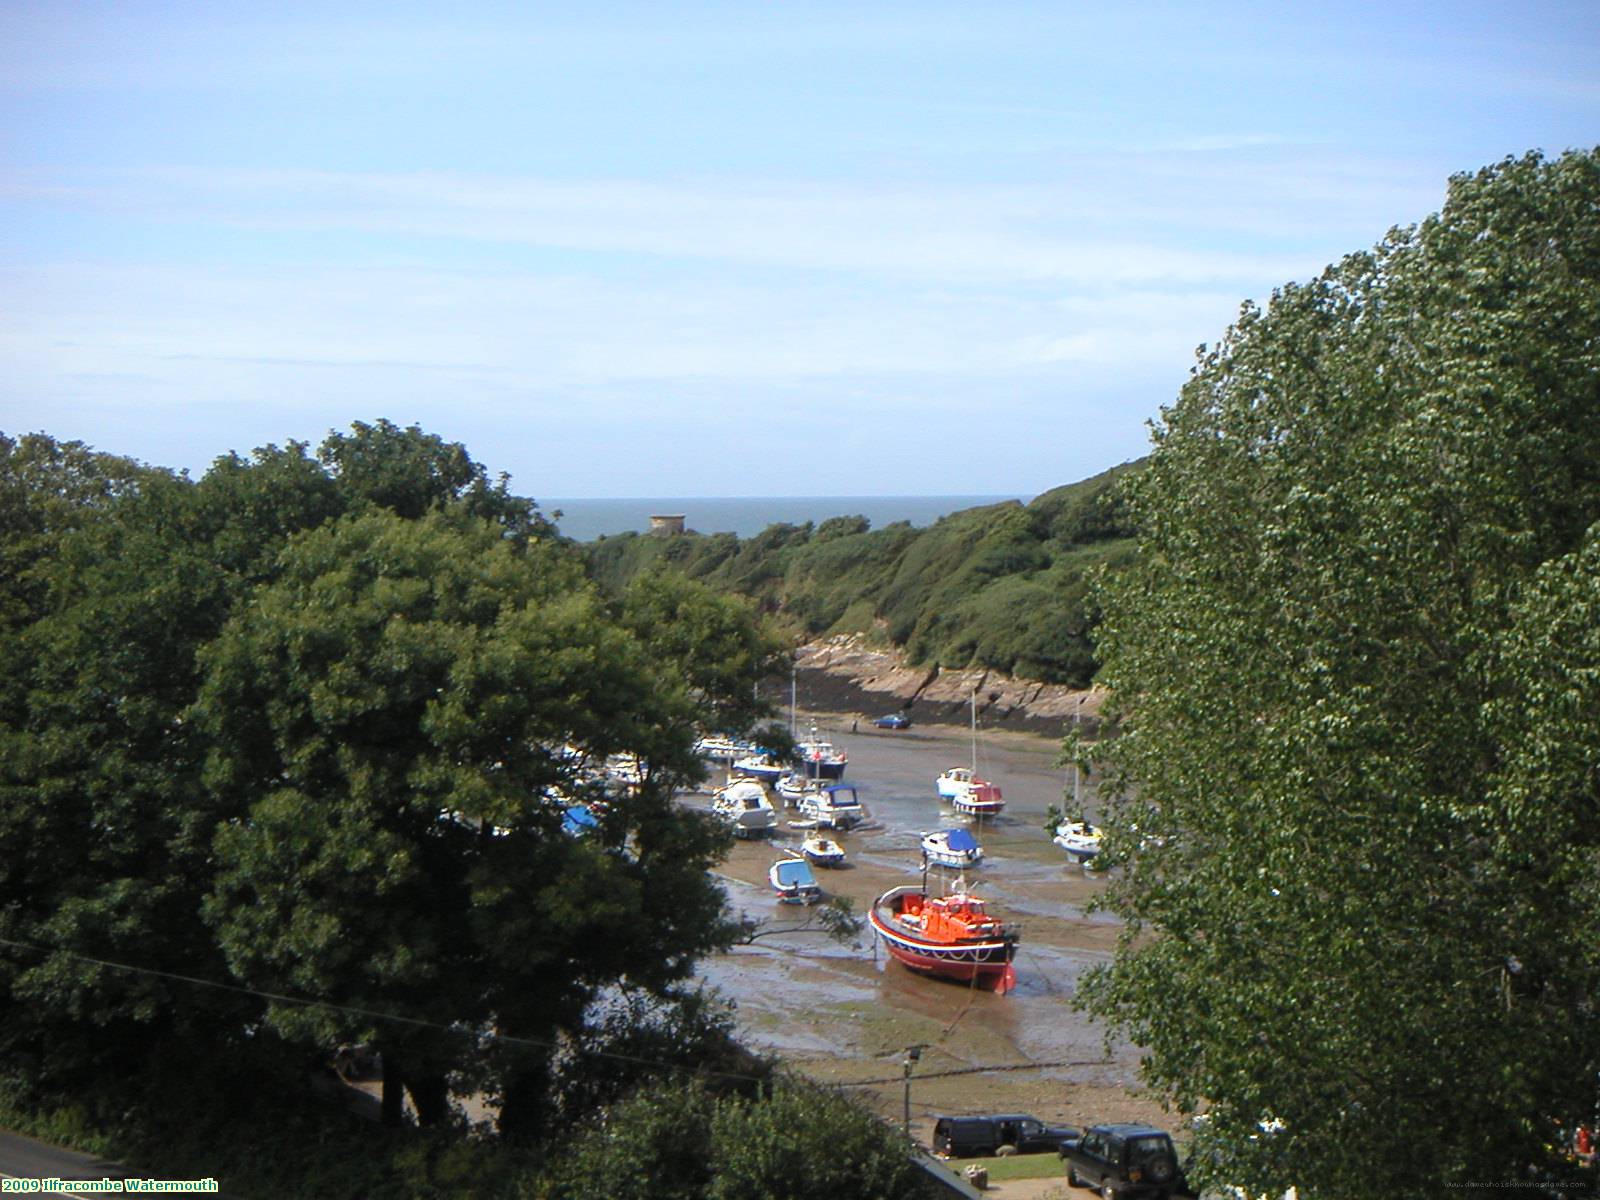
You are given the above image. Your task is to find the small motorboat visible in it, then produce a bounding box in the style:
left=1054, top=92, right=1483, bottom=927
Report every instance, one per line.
left=921, top=826, right=983, bottom=869
left=774, top=771, right=823, bottom=807
left=711, top=780, right=778, bottom=838
left=1053, top=819, right=1103, bottom=864
left=694, top=735, right=752, bottom=763
left=769, top=856, right=823, bottom=904
left=868, top=884, right=1018, bottom=991
left=801, top=832, right=847, bottom=868
left=797, top=783, right=865, bottom=830
left=732, top=752, right=788, bottom=784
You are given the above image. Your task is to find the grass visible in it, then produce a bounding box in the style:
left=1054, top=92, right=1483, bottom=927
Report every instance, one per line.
left=944, top=1151, right=1067, bottom=1181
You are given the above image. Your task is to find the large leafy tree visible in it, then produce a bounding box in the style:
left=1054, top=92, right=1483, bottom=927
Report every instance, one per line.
left=1082, top=149, right=1600, bottom=1197
left=618, top=568, right=788, bottom=734
left=0, top=422, right=744, bottom=1139
left=195, top=509, right=732, bottom=1128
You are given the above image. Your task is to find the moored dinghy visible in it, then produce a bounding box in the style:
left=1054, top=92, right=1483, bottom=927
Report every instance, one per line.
left=801, top=832, right=847, bottom=868
left=769, top=856, right=823, bottom=904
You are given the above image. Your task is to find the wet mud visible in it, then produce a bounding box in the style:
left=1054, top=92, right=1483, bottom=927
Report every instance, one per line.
left=685, top=714, right=1175, bottom=1146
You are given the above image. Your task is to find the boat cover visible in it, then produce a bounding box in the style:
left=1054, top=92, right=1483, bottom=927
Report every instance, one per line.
left=772, top=859, right=818, bottom=889
left=939, top=828, right=979, bottom=853
left=562, top=805, right=600, bottom=837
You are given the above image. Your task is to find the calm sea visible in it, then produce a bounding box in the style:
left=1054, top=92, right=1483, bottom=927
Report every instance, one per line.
left=544, top=495, right=1027, bottom=542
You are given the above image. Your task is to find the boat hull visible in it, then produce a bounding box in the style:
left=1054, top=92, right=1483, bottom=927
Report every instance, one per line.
left=799, top=757, right=848, bottom=780
left=868, top=891, right=1017, bottom=993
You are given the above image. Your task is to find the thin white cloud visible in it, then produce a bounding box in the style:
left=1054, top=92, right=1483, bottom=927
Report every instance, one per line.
left=7, top=163, right=1361, bottom=290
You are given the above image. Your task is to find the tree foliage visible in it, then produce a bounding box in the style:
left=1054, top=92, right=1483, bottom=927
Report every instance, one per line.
left=557, top=1076, right=921, bottom=1200
left=583, top=464, right=1140, bottom=687
left=0, top=421, right=763, bottom=1145
left=1081, top=149, right=1600, bottom=1198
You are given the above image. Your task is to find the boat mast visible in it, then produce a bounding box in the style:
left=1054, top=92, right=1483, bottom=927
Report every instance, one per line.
left=1072, top=694, right=1082, bottom=812
left=970, top=687, right=978, bottom=774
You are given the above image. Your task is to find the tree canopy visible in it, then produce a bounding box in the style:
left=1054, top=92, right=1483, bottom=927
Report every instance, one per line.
left=0, top=421, right=763, bottom=1141
left=1082, top=149, right=1600, bottom=1198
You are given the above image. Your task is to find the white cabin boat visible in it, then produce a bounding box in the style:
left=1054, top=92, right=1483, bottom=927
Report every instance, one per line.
left=1053, top=819, right=1103, bottom=863
left=797, top=783, right=865, bottom=830
left=921, top=827, right=984, bottom=869
left=712, top=780, right=778, bottom=838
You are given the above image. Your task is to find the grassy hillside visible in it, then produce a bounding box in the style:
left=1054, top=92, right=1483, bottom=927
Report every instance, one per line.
left=581, top=461, right=1142, bottom=687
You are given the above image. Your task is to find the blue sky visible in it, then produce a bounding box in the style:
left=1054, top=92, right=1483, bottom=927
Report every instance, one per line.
left=3, top=1, right=1597, bottom=498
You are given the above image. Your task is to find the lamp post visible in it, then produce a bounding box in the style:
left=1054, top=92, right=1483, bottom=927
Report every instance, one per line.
left=902, top=1044, right=925, bottom=1138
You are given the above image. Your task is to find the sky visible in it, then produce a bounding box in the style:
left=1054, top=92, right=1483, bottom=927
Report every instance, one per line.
left=2, top=2, right=1597, bottom=498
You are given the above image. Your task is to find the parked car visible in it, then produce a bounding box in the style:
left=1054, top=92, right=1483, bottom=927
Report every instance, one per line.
left=872, top=713, right=911, bottom=730
left=1060, top=1123, right=1182, bottom=1198
left=932, top=1113, right=1079, bottom=1158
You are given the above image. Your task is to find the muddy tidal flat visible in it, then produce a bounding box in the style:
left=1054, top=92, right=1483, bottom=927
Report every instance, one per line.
left=682, top=715, right=1174, bottom=1147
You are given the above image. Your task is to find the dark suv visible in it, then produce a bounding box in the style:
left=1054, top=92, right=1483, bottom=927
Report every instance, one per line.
left=932, top=1113, right=1079, bottom=1157
left=1060, top=1123, right=1182, bottom=1198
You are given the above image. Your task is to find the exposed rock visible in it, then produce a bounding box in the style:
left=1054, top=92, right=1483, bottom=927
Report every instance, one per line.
left=790, top=634, right=1104, bottom=737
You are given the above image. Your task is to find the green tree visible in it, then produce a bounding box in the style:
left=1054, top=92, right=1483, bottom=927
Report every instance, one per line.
left=194, top=509, right=733, bottom=1130
left=1081, top=149, right=1600, bottom=1198
left=0, top=422, right=739, bottom=1146
left=619, top=568, right=787, bottom=734
left=707, top=1078, right=921, bottom=1200
left=556, top=1076, right=920, bottom=1200
left=556, top=1077, right=719, bottom=1200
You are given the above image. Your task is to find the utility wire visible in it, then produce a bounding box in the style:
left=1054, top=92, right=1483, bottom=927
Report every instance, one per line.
left=0, top=935, right=768, bottom=1084
left=1, top=936, right=1104, bottom=1092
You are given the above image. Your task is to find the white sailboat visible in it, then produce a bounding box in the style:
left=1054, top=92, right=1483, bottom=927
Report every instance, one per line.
left=936, top=689, right=1004, bottom=817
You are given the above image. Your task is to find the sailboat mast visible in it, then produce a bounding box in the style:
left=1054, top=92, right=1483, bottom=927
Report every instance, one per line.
left=970, top=688, right=977, bottom=773
left=1072, top=694, right=1082, bottom=810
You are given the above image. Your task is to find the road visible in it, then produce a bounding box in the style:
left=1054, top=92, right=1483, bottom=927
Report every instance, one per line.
left=0, top=1128, right=228, bottom=1196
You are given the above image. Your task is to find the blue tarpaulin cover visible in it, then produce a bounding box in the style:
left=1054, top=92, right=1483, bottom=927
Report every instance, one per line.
left=942, top=828, right=979, bottom=852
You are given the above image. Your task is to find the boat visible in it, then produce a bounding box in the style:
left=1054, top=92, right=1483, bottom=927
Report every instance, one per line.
left=561, top=804, right=600, bottom=838
left=935, top=691, right=1004, bottom=816
left=868, top=884, right=1019, bottom=992
left=774, top=771, right=823, bottom=807
left=921, top=826, right=983, bottom=869
left=711, top=780, right=778, bottom=838
left=801, top=832, right=847, bottom=868
left=731, top=752, right=788, bottom=784
left=794, top=725, right=848, bottom=780
left=769, top=856, right=823, bottom=904
left=1053, top=819, right=1102, bottom=864
left=797, top=783, right=866, bottom=830
left=1055, top=698, right=1102, bottom=864
left=937, top=768, right=1005, bottom=817
left=695, top=735, right=751, bottom=763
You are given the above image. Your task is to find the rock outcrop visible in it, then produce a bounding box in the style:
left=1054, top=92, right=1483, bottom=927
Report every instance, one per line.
left=793, top=634, right=1104, bottom=737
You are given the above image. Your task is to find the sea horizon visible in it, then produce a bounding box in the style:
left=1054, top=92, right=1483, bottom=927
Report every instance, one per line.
left=544, top=494, right=1029, bottom=542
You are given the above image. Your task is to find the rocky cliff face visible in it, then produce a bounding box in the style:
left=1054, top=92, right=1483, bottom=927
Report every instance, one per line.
left=793, top=634, right=1104, bottom=737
